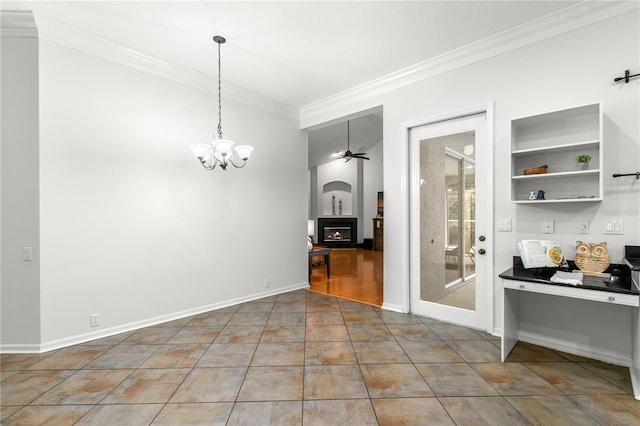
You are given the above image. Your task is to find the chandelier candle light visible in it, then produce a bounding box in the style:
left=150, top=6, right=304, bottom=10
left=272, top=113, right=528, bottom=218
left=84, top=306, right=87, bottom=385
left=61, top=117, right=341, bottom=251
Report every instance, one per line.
left=190, top=35, right=253, bottom=171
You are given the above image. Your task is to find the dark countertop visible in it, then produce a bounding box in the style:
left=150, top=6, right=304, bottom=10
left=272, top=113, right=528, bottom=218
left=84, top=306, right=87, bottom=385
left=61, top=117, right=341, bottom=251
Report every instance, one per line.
left=625, top=246, right=640, bottom=270
left=499, top=257, right=640, bottom=296
left=625, top=257, right=640, bottom=271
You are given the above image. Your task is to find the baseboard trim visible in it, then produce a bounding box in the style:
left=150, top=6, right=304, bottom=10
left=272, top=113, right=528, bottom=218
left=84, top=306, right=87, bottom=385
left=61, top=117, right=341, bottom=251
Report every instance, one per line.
left=0, top=343, right=42, bottom=353
left=0, top=282, right=309, bottom=354
left=518, top=330, right=632, bottom=367
left=488, top=327, right=631, bottom=366
left=381, top=302, right=404, bottom=313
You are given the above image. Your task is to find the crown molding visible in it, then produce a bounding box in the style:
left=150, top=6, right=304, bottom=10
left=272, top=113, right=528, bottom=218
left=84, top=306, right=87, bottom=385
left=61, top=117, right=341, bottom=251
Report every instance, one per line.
left=31, top=13, right=298, bottom=120
left=12, top=1, right=637, bottom=125
left=299, top=0, right=639, bottom=126
left=1, top=10, right=38, bottom=38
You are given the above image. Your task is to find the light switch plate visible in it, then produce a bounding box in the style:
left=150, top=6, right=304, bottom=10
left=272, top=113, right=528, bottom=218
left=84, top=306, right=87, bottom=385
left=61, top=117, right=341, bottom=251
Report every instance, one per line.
left=498, top=219, right=512, bottom=232
left=603, top=219, right=623, bottom=235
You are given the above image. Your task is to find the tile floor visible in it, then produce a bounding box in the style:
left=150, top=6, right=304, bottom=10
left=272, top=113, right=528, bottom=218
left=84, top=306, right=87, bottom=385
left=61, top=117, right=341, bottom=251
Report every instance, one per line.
left=1, top=289, right=639, bottom=425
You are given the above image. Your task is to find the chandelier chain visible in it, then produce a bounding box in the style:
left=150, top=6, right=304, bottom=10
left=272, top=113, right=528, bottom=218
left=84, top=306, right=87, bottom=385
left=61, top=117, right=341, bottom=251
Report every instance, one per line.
left=217, top=40, right=223, bottom=138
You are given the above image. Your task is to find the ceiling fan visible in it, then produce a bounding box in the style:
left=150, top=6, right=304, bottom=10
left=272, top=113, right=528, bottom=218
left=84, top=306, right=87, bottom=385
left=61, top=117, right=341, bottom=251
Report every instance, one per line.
left=339, top=121, right=369, bottom=162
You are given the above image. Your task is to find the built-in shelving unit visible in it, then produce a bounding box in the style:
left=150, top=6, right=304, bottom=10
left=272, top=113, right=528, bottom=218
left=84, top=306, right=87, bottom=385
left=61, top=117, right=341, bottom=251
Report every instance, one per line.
left=510, top=103, right=603, bottom=203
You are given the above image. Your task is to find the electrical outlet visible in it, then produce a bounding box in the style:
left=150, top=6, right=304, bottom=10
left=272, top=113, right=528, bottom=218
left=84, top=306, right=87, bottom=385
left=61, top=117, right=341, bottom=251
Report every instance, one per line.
left=578, top=221, right=589, bottom=234
left=543, top=221, right=554, bottom=234
left=89, top=313, right=100, bottom=327
left=265, top=279, right=271, bottom=288
left=23, top=247, right=33, bottom=261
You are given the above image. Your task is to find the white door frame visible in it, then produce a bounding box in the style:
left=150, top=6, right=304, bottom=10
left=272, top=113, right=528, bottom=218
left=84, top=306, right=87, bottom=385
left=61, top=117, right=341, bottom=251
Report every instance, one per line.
left=399, top=103, right=494, bottom=334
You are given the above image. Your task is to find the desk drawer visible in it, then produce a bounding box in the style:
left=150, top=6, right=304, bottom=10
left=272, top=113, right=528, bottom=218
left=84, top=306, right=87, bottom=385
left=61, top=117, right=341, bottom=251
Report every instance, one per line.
left=504, top=280, right=640, bottom=307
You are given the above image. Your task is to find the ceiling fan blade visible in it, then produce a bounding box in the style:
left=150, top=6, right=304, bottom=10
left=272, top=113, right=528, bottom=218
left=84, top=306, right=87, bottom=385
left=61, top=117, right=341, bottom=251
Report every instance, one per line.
left=353, top=155, right=370, bottom=160
left=344, top=157, right=352, bottom=163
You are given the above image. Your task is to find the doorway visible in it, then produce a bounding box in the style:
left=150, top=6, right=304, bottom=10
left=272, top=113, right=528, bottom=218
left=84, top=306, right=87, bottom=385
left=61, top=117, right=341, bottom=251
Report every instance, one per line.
left=307, top=110, right=384, bottom=306
left=409, top=111, right=492, bottom=330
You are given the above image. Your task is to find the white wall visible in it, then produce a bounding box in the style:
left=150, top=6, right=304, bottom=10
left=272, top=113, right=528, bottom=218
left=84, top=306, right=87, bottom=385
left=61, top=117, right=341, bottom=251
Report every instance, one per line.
left=363, top=140, right=383, bottom=239
left=302, top=12, right=639, bottom=360
left=0, top=37, right=308, bottom=350
left=0, top=13, right=41, bottom=348
left=316, top=159, right=357, bottom=218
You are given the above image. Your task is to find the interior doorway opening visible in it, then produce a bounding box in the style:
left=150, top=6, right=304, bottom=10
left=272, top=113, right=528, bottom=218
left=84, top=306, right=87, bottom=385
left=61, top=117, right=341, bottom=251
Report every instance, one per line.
left=306, top=108, right=384, bottom=306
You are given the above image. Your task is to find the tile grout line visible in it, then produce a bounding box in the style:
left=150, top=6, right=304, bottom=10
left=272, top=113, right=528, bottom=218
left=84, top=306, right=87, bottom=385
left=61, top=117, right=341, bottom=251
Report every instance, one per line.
left=144, top=312, right=226, bottom=425
left=341, top=297, right=378, bottom=424
left=2, top=289, right=637, bottom=425
left=516, top=357, right=625, bottom=424
left=301, top=291, right=308, bottom=425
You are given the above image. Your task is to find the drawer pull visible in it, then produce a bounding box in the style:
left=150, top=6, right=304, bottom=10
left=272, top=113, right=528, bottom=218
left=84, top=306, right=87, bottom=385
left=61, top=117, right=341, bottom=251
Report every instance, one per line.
left=519, top=284, right=525, bottom=289
left=608, top=296, right=615, bottom=302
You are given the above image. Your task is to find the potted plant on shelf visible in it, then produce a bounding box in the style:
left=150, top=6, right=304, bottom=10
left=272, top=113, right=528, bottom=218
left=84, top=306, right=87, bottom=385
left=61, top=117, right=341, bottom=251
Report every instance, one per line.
left=576, top=154, right=591, bottom=170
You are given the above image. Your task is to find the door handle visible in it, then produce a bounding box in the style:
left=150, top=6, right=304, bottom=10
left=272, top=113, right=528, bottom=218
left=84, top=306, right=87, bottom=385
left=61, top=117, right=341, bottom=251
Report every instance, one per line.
left=478, top=248, right=486, bottom=255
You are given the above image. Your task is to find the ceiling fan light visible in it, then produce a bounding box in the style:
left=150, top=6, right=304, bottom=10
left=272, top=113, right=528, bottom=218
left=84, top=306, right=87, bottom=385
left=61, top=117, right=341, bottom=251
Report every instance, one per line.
left=234, top=145, right=254, bottom=160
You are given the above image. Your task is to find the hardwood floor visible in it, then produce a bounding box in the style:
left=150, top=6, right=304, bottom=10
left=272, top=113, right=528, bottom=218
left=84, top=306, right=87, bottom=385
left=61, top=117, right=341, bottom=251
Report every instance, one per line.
left=308, top=248, right=383, bottom=306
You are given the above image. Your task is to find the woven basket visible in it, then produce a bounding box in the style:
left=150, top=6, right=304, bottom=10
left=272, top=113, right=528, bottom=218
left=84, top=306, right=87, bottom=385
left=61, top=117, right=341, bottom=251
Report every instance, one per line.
left=575, top=253, right=609, bottom=274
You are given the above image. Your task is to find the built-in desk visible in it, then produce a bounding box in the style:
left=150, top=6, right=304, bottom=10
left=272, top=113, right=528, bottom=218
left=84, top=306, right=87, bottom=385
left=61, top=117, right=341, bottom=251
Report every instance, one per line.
left=500, top=266, right=640, bottom=400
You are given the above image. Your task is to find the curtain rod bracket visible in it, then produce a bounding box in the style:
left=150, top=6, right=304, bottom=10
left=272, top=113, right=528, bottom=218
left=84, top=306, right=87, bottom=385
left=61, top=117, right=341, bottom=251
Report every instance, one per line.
left=614, top=69, right=639, bottom=84
left=612, top=172, right=640, bottom=179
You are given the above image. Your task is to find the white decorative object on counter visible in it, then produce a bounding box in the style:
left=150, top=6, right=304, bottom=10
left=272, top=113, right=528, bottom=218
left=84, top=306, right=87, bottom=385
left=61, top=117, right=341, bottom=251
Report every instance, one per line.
left=550, top=271, right=583, bottom=286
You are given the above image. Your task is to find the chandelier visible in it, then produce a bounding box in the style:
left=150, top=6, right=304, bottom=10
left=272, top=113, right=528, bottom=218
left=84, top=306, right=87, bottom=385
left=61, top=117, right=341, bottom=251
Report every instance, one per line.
left=190, top=36, right=254, bottom=171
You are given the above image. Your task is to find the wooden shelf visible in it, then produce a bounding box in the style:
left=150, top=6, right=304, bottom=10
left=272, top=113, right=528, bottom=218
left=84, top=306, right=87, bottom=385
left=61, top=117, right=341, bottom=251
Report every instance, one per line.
left=512, top=140, right=599, bottom=156
left=512, top=169, right=600, bottom=180
left=512, top=197, right=602, bottom=204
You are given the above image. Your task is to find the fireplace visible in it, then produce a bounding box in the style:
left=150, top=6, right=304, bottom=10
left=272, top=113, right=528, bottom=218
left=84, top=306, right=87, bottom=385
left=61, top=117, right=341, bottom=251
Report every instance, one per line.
left=317, top=218, right=357, bottom=248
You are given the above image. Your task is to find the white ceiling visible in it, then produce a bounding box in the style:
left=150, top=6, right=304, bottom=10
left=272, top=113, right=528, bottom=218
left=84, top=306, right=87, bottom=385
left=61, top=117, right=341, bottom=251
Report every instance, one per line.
left=308, top=109, right=383, bottom=167
left=2, top=0, right=583, bottom=166
left=3, top=1, right=581, bottom=108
